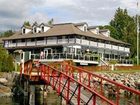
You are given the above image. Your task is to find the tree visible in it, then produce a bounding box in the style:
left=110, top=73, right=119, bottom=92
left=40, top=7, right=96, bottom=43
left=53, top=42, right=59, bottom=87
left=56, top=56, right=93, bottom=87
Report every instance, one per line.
left=0, top=45, right=14, bottom=72
left=48, top=18, right=54, bottom=25
left=110, top=8, right=139, bottom=59
left=0, top=30, right=14, bottom=37
left=24, top=21, right=31, bottom=26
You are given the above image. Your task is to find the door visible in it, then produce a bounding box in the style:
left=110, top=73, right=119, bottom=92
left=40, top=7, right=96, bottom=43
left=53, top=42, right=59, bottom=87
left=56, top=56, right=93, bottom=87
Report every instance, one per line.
left=44, top=48, right=52, bottom=59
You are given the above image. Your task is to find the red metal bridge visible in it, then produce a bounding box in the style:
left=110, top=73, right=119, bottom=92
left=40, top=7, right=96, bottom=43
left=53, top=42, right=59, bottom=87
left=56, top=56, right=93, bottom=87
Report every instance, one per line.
left=20, top=60, right=140, bottom=105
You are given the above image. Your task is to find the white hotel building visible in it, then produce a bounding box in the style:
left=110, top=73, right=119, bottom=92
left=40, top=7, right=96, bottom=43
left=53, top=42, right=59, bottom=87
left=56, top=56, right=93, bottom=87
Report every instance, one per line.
left=3, top=22, right=132, bottom=65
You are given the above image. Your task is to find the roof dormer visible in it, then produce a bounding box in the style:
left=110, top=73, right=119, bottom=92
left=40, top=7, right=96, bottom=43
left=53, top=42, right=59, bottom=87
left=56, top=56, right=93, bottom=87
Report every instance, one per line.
left=99, top=29, right=110, bottom=37
left=87, top=26, right=99, bottom=34
left=40, top=23, right=51, bottom=32
left=75, top=22, right=88, bottom=32
left=21, top=25, right=32, bottom=34
left=32, top=22, right=41, bottom=33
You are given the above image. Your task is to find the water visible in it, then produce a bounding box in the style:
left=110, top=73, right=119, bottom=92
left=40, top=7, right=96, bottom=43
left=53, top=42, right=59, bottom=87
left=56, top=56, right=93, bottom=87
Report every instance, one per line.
left=0, top=90, right=61, bottom=105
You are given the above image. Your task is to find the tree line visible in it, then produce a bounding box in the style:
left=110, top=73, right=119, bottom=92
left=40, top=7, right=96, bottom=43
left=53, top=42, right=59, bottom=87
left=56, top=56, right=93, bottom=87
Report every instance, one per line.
left=100, top=8, right=140, bottom=63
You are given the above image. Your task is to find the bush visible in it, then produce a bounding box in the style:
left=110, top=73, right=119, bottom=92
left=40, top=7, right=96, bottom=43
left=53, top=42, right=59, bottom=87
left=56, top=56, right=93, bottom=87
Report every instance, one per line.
left=0, top=45, right=15, bottom=72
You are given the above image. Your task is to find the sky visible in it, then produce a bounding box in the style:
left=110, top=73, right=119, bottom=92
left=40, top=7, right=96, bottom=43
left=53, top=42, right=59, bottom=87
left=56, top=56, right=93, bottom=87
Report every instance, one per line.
left=0, top=0, right=139, bottom=31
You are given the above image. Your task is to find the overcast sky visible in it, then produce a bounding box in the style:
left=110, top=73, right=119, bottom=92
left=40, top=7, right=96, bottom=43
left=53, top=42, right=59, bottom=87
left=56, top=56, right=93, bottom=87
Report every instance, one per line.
left=0, top=0, right=139, bottom=31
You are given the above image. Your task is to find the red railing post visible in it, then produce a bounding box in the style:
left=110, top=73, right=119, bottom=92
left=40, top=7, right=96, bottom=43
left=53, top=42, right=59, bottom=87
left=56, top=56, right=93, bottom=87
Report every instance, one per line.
left=52, top=71, right=55, bottom=89
left=116, top=86, right=120, bottom=105
left=79, top=71, right=81, bottom=82
left=93, top=94, right=96, bottom=105
left=47, top=66, right=50, bottom=83
left=88, top=73, right=91, bottom=87
left=100, top=79, right=103, bottom=95
left=58, top=74, right=61, bottom=95
left=44, top=65, right=46, bottom=79
left=40, top=64, right=43, bottom=79
left=77, top=85, right=81, bottom=105
left=66, top=78, right=70, bottom=104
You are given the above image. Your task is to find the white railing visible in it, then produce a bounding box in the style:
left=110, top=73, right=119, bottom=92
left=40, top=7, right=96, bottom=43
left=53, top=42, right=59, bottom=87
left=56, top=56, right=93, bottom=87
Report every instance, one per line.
left=90, top=41, right=98, bottom=47
left=76, top=38, right=81, bottom=44
left=4, top=44, right=9, bottom=47
left=47, top=40, right=57, bottom=45
left=98, top=42, right=104, bottom=48
left=105, top=44, right=112, bottom=49
left=31, top=53, right=99, bottom=62
left=112, top=45, right=118, bottom=50
left=119, top=46, right=124, bottom=51
left=81, top=39, right=89, bottom=45
left=36, top=40, right=45, bottom=45
left=58, top=39, right=68, bottom=44
left=69, top=38, right=75, bottom=43
left=124, top=47, right=130, bottom=52
left=17, top=42, right=26, bottom=46
left=9, top=43, right=16, bottom=47
left=26, top=42, right=36, bottom=46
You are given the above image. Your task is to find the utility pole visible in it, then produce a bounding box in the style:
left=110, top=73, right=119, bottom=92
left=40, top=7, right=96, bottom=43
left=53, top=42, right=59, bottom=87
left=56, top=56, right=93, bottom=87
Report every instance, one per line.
left=137, top=2, right=139, bottom=65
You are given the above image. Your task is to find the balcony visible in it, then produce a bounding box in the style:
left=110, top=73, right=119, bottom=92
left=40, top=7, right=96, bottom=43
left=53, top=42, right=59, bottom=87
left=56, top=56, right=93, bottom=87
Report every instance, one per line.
left=105, top=44, right=111, bottom=49
left=58, top=39, right=68, bottom=44
left=26, top=42, right=35, bottom=46
left=76, top=38, right=81, bottom=44
left=36, top=40, right=45, bottom=45
left=98, top=42, right=104, bottom=48
left=17, top=42, right=26, bottom=47
left=112, top=45, right=118, bottom=50
left=81, top=39, right=89, bottom=45
left=47, top=40, right=57, bottom=45
left=30, top=53, right=99, bottom=65
left=69, top=38, right=75, bottom=43
left=119, top=46, right=124, bottom=51
left=124, top=47, right=130, bottom=52
left=9, top=43, right=16, bottom=47
left=90, top=41, right=98, bottom=47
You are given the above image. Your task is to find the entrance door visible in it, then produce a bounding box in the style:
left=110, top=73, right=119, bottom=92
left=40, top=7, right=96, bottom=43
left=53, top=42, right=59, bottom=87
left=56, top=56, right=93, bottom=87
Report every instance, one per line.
left=44, top=48, right=52, bottom=59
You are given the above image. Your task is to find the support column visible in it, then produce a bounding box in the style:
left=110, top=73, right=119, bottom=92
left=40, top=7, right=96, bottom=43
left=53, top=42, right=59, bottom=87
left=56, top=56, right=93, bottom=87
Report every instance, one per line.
left=29, top=85, right=35, bottom=105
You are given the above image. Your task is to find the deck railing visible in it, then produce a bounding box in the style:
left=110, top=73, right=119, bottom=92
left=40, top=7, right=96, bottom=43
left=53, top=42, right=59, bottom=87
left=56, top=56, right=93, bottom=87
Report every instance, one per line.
left=30, top=53, right=99, bottom=62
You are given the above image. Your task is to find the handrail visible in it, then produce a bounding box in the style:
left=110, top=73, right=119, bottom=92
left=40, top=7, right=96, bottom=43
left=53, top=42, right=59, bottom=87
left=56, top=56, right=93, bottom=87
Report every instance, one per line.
left=70, top=65, right=140, bottom=95
left=40, top=63, right=116, bottom=105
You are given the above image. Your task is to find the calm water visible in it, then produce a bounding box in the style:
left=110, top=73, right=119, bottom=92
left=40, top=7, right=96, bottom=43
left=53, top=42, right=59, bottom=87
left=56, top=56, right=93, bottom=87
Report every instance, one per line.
left=1, top=90, right=139, bottom=105
left=0, top=91, right=61, bottom=105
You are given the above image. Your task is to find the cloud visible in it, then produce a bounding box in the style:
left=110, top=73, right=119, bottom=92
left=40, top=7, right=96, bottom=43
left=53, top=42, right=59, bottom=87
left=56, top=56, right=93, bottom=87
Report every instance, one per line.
left=0, top=0, right=139, bottom=31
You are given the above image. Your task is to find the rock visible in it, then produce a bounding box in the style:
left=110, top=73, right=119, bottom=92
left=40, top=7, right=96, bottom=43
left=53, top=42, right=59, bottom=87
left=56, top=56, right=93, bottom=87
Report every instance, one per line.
left=0, top=78, right=8, bottom=84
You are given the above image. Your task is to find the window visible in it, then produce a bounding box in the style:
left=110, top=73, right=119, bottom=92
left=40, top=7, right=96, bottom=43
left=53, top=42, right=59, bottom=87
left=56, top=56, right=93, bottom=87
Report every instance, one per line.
left=42, top=26, right=44, bottom=32
left=31, top=39, right=35, bottom=42
left=12, top=40, right=16, bottom=43
left=84, top=26, right=87, bottom=31
left=34, top=28, right=37, bottom=33
left=37, top=37, right=44, bottom=41
left=21, top=39, right=25, bottom=42
left=23, top=28, right=25, bottom=34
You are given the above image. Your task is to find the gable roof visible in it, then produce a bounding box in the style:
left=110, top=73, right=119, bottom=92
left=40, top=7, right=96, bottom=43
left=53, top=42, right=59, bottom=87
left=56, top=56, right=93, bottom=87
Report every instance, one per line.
left=3, top=23, right=130, bottom=45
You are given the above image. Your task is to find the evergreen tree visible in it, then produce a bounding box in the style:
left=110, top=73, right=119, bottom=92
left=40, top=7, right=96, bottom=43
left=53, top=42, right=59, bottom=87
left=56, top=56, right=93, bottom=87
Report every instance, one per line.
left=110, top=8, right=139, bottom=59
